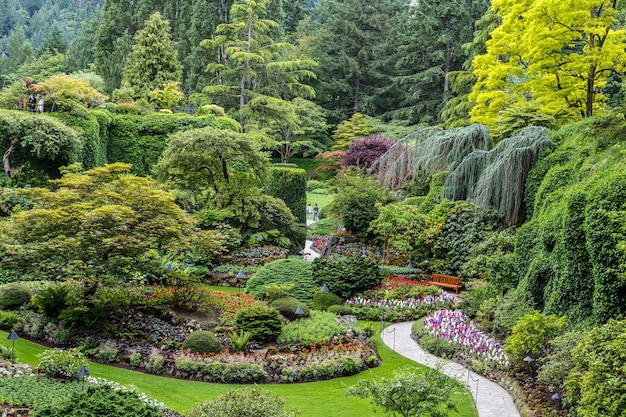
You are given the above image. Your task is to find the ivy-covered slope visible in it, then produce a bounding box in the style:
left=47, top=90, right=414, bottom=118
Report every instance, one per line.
left=515, top=114, right=626, bottom=324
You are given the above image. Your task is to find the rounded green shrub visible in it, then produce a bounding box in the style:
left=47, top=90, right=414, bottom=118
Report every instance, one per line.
left=187, top=387, right=295, bottom=417
left=271, top=296, right=310, bottom=321
left=327, top=305, right=353, bottom=316
left=0, top=284, right=31, bottom=309
left=235, top=307, right=283, bottom=343
left=312, top=290, right=343, bottom=311
left=246, top=259, right=318, bottom=303
left=181, top=330, right=222, bottom=354
left=37, top=348, right=87, bottom=379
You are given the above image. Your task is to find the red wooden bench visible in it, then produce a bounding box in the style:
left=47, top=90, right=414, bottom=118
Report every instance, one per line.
left=427, top=273, right=463, bottom=293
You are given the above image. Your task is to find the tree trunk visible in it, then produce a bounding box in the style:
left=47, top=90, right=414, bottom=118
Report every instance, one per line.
left=443, top=12, right=452, bottom=99
left=3, top=142, right=16, bottom=177
left=586, top=64, right=595, bottom=117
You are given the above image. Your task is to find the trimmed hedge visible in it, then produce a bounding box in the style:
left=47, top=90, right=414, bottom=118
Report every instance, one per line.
left=312, top=257, right=382, bottom=299
left=266, top=167, right=307, bottom=223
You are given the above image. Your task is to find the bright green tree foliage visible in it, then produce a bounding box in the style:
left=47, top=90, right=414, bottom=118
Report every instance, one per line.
left=470, top=0, right=626, bottom=128
left=0, top=163, right=194, bottom=282
left=331, top=113, right=376, bottom=151
left=121, top=12, right=183, bottom=100
left=347, top=368, right=459, bottom=417
left=153, top=125, right=268, bottom=205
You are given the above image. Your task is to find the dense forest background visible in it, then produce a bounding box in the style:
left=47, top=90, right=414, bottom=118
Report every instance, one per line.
left=0, top=0, right=489, bottom=126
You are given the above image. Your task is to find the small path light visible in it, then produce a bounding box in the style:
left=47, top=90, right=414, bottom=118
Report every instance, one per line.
left=165, top=262, right=173, bottom=271
left=295, top=306, right=304, bottom=337
left=7, top=330, right=18, bottom=364
left=320, top=284, right=329, bottom=293
left=152, top=333, right=158, bottom=344
left=524, top=356, right=534, bottom=378
left=257, top=233, right=264, bottom=243
left=78, top=364, right=90, bottom=389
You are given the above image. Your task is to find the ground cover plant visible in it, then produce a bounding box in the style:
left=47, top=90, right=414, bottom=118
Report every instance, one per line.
left=0, top=361, right=172, bottom=417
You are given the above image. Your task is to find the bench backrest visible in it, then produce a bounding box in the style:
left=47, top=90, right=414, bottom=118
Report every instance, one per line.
left=431, top=273, right=461, bottom=286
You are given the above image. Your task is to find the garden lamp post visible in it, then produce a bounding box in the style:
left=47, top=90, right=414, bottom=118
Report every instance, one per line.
left=295, top=306, right=304, bottom=337
left=407, top=263, right=413, bottom=276
left=237, top=270, right=245, bottom=293
left=523, top=356, right=534, bottom=379
left=7, top=330, right=18, bottom=364
left=78, top=364, right=90, bottom=389
left=320, top=284, right=329, bottom=293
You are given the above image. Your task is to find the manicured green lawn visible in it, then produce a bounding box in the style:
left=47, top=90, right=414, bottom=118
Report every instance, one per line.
left=2, top=326, right=477, bottom=417
left=306, top=191, right=332, bottom=211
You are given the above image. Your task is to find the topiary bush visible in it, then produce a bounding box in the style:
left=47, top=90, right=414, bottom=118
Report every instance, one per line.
left=0, top=284, right=31, bottom=309
left=246, top=259, right=318, bottom=303
left=235, top=307, right=283, bottom=343
left=271, top=296, right=310, bottom=321
left=266, top=167, right=307, bottom=223
left=311, top=290, right=343, bottom=311
left=312, top=257, right=382, bottom=299
left=37, top=348, right=87, bottom=379
left=181, top=330, right=222, bottom=354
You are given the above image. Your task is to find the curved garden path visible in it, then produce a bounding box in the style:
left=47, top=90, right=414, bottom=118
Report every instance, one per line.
left=380, top=321, right=520, bottom=417
left=303, top=239, right=321, bottom=261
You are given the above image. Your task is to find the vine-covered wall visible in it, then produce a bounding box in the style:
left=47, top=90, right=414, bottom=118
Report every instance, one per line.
left=515, top=115, right=626, bottom=324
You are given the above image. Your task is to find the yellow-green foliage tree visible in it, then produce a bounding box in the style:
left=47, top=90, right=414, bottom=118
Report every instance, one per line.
left=0, top=163, right=194, bottom=282
left=34, top=74, right=109, bottom=114
left=470, top=0, right=625, bottom=128
left=331, top=113, right=376, bottom=150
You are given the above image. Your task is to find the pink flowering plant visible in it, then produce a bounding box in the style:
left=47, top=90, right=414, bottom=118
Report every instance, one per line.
left=423, top=309, right=510, bottom=370
left=346, top=277, right=456, bottom=321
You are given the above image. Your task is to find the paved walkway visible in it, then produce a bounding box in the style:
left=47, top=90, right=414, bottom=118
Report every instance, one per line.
left=380, top=321, right=520, bottom=417
left=302, top=239, right=321, bottom=261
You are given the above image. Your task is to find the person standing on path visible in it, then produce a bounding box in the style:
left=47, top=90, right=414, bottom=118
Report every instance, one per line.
left=313, top=204, right=319, bottom=221
left=307, top=204, right=312, bottom=220
left=37, top=95, right=44, bottom=113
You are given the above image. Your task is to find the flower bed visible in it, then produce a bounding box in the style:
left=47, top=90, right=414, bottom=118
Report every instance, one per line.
left=423, top=310, right=509, bottom=369
left=172, top=337, right=377, bottom=383
left=346, top=292, right=456, bottom=322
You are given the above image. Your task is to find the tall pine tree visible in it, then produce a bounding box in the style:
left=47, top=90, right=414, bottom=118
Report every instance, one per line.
left=202, top=0, right=316, bottom=130
left=312, top=0, right=404, bottom=124
left=121, top=12, right=183, bottom=100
